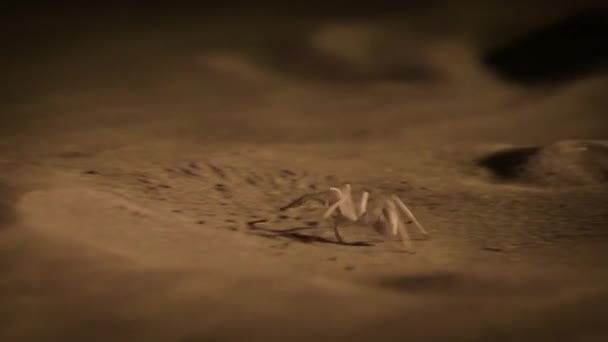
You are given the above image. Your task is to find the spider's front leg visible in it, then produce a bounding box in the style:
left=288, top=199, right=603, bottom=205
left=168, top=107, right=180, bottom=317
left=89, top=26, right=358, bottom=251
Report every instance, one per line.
left=332, top=218, right=345, bottom=244
left=322, top=194, right=347, bottom=244
left=279, top=191, right=333, bottom=211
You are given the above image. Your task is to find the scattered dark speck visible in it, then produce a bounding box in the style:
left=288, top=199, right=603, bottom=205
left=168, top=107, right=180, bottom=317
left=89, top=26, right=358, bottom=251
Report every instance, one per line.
left=344, top=265, right=354, bottom=271
left=138, top=178, right=151, bottom=184
left=328, top=256, right=338, bottom=261
left=305, top=221, right=318, bottom=227
left=215, top=184, right=229, bottom=192
left=278, top=214, right=289, bottom=219
left=197, top=220, right=206, bottom=225
left=158, top=184, right=171, bottom=189
left=207, top=162, right=228, bottom=179
left=172, top=209, right=182, bottom=213
left=400, top=181, right=409, bottom=185
left=189, top=162, right=200, bottom=169
left=225, top=219, right=236, bottom=223
left=280, top=169, right=297, bottom=178
left=181, top=168, right=199, bottom=177
left=309, top=184, right=318, bottom=191
left=83, top=170, right=98, bottom=175
left=481, top=246, right=505, bottom=252
left=325, top=175, right=338, bottom=183
left=227, top=226, right=238, bottom=231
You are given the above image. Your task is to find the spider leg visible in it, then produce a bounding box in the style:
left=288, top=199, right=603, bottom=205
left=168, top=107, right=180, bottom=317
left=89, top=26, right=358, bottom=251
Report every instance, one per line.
left=385, top=200, right=399, bottom=236
left=359, top=191, right=369, bottom=217
left=397, top=218, right=413, bottom=251
left=322, top=194, right=344, bottom=220
left=279, top=191, right=333, bottom=211
left=387, top=200, right=413, bottom=251
left=342, top=184, right=352, bottom=193
left=391, top=195, right=429, bottom=238
left=332, top=184, right=360, bottom=221
left=332, top=218, right=345, bottom=243
left=322, top=195, right=346, bottom=243
left=329, top=187, right=343, bottom=197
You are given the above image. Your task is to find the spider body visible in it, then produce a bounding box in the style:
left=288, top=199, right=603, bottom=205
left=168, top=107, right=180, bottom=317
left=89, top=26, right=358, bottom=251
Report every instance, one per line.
left=281, top=184, right=429, bottom=250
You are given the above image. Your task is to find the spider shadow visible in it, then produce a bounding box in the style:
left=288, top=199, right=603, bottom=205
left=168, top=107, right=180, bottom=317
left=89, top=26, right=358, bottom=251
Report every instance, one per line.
left=246, top=220, right=375, bottom=247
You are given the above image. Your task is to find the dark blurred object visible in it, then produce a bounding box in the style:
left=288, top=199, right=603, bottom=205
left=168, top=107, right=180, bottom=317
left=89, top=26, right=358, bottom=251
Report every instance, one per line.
left=482, top=9, right=608, bottom=85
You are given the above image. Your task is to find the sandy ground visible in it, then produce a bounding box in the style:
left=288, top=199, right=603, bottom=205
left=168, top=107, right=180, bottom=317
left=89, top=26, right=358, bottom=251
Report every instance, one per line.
left=2, top=4, right=608, bottom=341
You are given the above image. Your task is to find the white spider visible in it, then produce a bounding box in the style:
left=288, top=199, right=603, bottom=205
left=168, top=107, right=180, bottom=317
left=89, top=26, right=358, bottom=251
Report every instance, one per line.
left=280, top=184, right=429, bottom=250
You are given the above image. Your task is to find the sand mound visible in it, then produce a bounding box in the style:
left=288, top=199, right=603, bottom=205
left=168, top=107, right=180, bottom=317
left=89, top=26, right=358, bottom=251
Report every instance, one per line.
left=477, top=140, right=608, bottom=186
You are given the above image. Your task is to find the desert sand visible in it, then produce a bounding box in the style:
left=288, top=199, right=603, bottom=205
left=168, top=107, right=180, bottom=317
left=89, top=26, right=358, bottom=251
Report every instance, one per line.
left=1, top=3, right=608, bottom=341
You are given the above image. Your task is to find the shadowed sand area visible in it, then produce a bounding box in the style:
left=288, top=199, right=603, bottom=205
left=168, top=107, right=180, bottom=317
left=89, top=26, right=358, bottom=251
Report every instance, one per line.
left=1, top=2, right=608, bottom=341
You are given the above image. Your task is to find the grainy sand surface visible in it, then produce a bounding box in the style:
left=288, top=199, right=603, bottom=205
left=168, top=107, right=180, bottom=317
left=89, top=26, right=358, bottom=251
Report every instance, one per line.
left=1, top=3, right=608, bottom=341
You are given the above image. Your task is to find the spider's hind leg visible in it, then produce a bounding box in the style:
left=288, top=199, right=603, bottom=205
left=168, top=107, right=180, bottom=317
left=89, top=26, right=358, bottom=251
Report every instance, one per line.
left=279, top=191, right=332, bottom=211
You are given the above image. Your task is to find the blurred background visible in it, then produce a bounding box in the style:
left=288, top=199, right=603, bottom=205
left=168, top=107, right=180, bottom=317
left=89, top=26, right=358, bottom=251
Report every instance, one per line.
left=1, top=0, right=607, bottom=152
